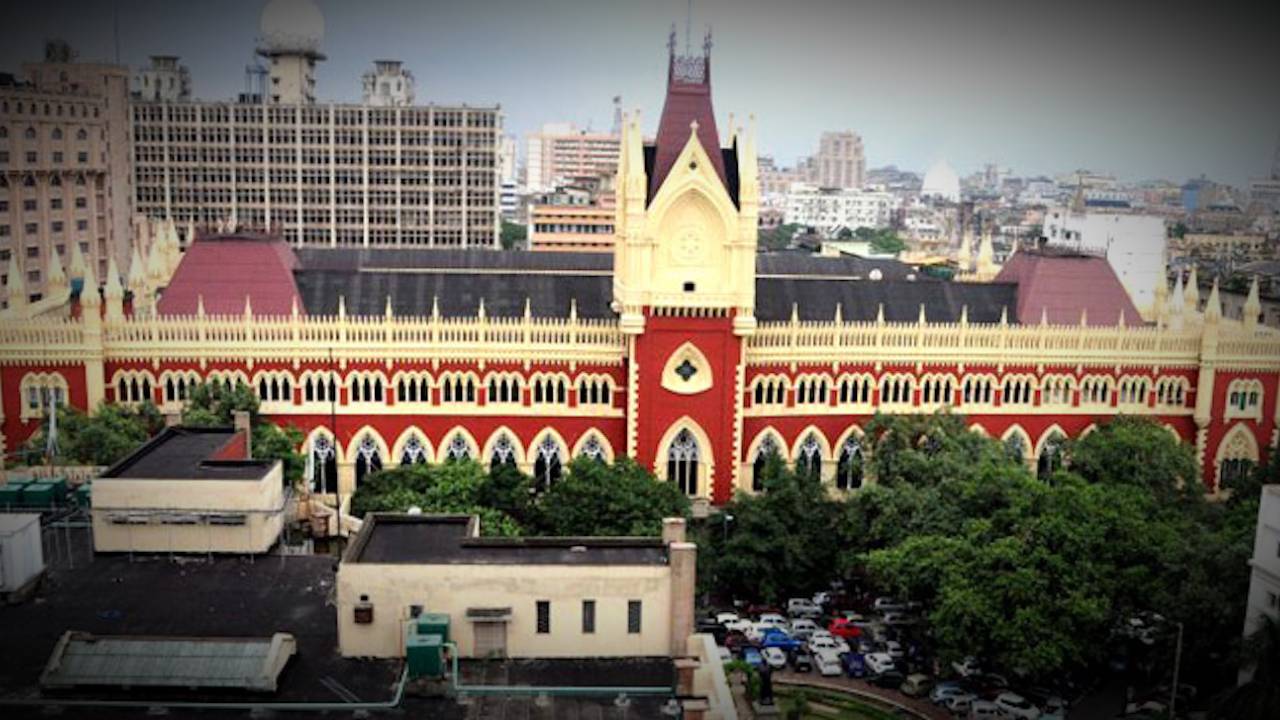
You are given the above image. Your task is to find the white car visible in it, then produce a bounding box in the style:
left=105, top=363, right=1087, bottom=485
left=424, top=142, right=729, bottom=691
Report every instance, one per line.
left=882, top=611, right=914, bottom=625
left=787, top=598, right=822, bottom=618
left=812, top=591, right=831, bottom=607
left=715, top=612, right=740, bottom=625
left=951, top=656, right=981, bottom=677
left=724, top=618, right=752, bottom=633
left=757, top=613, right=788, bottom=628
left=808, top=634, right=850, bottom=655
left=788, top=618, right=820, bottom=639
left=762, top=646, right=788, bottom=670
left=993, top=692, right=1041, bottom=720
left=968, top=700, right=1002, bottom=719
left=884, top=640, right=905, bottom=660
left=931, top=683, right=969, bottom=705
left=873, top=596, right=905, bottom=611
left=864, top=652, right=896, bottom=675
left=944, top=694, right=975, bottom=716
left=814, top=648, right=843, bottom=677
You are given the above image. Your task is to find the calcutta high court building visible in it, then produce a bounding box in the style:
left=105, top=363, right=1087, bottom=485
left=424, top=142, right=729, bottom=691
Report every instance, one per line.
left=1, top=39, right=1277, bottom=510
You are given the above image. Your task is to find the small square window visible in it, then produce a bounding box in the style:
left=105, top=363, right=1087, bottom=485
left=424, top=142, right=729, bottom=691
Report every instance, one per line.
left=683, top=281, right=696, bottom=292
left=536, top=600, right=550, bottom=634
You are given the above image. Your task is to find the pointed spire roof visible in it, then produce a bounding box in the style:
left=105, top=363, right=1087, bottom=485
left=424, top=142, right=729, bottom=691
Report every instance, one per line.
left=649, top=29, right=728, bottom=200
left=6, top=254, right=26, bottom=305
left=68, top=241, right=86, bottom=281
left=47, top=245, right=67, bottom=292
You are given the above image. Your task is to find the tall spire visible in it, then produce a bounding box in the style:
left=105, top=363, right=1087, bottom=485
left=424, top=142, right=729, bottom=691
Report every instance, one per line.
left=1184, top=266, right=1200, bottom=315
left=650, top=28, right=727, bottom=199
left=1243, top=275, right=1261, bottom=331
left=5, top=255, right=26, bottom=310
left=46, top=245, right=68, bottom=296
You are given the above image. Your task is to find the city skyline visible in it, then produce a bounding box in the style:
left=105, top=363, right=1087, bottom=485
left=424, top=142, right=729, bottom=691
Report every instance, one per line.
left=0, top=0, right=1277, bottom=187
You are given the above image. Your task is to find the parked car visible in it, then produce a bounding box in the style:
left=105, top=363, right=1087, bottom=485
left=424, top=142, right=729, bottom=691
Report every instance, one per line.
left=969, top=699, right=1003, bottom=719
left=814, top=649, right=843, bottom=677
left=1038, top=697, right=1067, bottom=720
left=883, top=640, right=905, bottom=660
left=931, top=682, right=970, bottom=705
left=841, top=652, right=867, bottom=678
left=757, top=612, right=788, bottom=627
left=901, top=673, right=934, bottom=698
left=724, top=618, right=753, bottom=633
left=715, top=611, right=740, bottom=625
left=789, top=618, right=820, bottom=640
left=828, top=617, right=863, bottom=640
left=787, top=598, right=822, bottom=618
left=760, top=628, right=803, bottom=652
left=951, top=656, right=982, bottom=677
left=874, top=596, right=906, bottom=611
left=882, top=611, right=916, bottom=625
left=944, top=693, right=976, bottom=716
left=808, top=634, right=850, bottom=655
left=864, top=652, right=896, bottom=675
left=812, top=591, right=832, bottom=608
left=869, top=670, right=905, bottom=689
left=994, top=692, right=1041, bottom=720
left=746, top=603, right=781, bottom=618
left=791, top=648, right=814, bottom=673
left=741, top=646, right=765, bottom=671
left=762, top=646, right=788, bottom=670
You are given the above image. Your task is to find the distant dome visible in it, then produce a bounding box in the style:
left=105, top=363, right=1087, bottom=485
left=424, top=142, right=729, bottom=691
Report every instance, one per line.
left=259, top=0, right=324, bottom=55
left=921, top=160, right=961, bottom=203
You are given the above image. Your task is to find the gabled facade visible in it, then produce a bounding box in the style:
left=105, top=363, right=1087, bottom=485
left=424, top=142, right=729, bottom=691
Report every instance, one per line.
left=1, top=39, right=1278, bottom=508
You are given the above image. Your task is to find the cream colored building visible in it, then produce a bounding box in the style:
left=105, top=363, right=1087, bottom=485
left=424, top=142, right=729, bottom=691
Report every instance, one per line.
left=524, top=123, right=620, bottom=193
left=528, top=204, right=615, bottom=252
left=337, top=515, right=695, bottom=660
left=132, top=56, right=191, bottom=103
left=1174, top=233, right=1273, bottom=263
left=91, top=425, right=286, bottom=554
left=361, top=60, right=415, bottom=107
left=810, top=130, right=865, bottom=189
left=1, top=43, right=132, bottom=304
left=131, top=101, right=502, bottom=248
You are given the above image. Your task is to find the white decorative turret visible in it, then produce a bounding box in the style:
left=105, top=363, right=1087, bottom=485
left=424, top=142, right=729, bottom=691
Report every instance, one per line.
left=46, top=245, right=68, bottom=297
left=103, top=257, right=125, bottom=322
left=5, top=255, right=26, bottom=311
left=976, top=230, right=996, bottom=278
left=1204, top=278, right=1221, bottom=324
left=128, top=245, right=150, bottom=316
left=165, top=219, right=183, bottom=276
left=79, top=256, right=100, bottom=309
left=1152, top=271, right=1168, bottom=325
left=1243, top=275, right=1261, bottom=332
left=958, top=226, right=974, bottom=273
left=68, top=241, right=87, bottom=284
left=1184, top=266, right=1200, bottom=316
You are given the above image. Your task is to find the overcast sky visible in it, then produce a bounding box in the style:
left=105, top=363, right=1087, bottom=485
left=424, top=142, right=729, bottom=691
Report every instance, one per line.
left=2, top=0, right=1276, bottom=186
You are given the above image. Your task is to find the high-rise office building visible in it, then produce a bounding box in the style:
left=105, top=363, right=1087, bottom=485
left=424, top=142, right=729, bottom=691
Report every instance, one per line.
left=524, top=123, right=620, bottom=193
left=810, top=130, right=865, bottom=189
left=1, top=40, right=132, bottom=302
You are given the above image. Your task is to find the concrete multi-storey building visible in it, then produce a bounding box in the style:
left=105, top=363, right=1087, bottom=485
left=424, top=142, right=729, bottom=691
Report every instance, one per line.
left=528, top=204, right=615, bottom=253
left=1042, top=205, right=1167, bottom=317
left=524, top=123, right=620, bottom=193
left=1241, top=484, right=1280, bottom=683
left=810, top=130, right=865, bottom=189
left=0, top=43, right=132, bottom=305
left=360, top=60, right=414, bottom=107
left=132, top=56, right=191, bottom=103
left=131, top=101, right=502, bottom=248
left=758, top=155, right=805, bottom=205
left=783, top=183, right=893, bottom=237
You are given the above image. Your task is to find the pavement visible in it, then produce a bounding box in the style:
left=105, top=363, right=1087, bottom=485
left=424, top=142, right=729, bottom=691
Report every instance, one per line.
left=773, top=670, right=953, bottom=719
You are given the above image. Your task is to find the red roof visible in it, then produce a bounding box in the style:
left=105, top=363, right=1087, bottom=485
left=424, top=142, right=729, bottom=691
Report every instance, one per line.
left=994, top=250, right=1142, bottom=326
left=156, top=235, right=301, bottom=316
left=649, top=50, right=727, bottom=198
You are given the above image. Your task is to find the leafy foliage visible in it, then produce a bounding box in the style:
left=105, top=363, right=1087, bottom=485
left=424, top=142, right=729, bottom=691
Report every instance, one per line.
left=351, top=460, right=522, bottom=536
left=758, top=223, right=801, bottom=251
left=22, top=402, right=163, bottom=466
left=500, top=220, right=527, bottom=250
left=182, top=381, right=305, bottom=487
left=852, top=226, right=907, bottom=255
left=1066, top=415, right=1199, bottom=501
left=536, top=457, right=691, bottom=536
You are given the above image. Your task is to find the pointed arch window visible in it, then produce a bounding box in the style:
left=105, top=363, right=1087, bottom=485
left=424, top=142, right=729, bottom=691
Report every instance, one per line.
left=579, top=435, right=606, bottom=463
left=1004, top=433, right=1027, bottom=463
left=312, top=436, right=338, bottom=494
left=400, top=434, right=428, bottom=465
left=490, top=433, right=518, bottom=471
left=797, top=433, right=822, bottom=481
left=836, top=437, right=863, bottom=490
left=445, top=433, right=472, bottom=462
left=668, top=429, right=700, bottom=497
left=354, top=434, right=383, bottom=485
left=753, top=434, right=781, bottom=491
left=533, top=435, right=564, bottom=491
left=1037, top=432, right=1065, bottom=480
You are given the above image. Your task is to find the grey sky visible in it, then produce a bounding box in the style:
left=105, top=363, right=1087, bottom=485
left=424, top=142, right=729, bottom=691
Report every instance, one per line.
left=2, top=0, right=1276, bottom=186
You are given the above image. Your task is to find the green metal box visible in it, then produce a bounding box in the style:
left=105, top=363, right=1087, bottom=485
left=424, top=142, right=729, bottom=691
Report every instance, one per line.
left=415, top=613, right=450, bottom=644
left=21, top=481, right=58, bottom=507
left=0, top=482, right=27, bottom=507
left=43, top=477, right=68, bottom=498
left=74, top=483, right=92, bottom=508
left=406, top=633, right=443, bottom=678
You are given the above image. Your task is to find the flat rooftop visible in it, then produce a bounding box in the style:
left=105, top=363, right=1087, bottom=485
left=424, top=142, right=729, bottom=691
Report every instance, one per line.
left=347, top=514, right=670, bottom=566
left=99, top=427, right=274, bottom=481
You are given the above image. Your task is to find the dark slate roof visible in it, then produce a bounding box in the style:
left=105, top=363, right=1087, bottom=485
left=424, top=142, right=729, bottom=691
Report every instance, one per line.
left=755, top=278, right=1017, bottom=323
left=348, top=514, right=670, bottom=566
left=648, top=52, right=728, bottom=200
left=158, top=235, right=300, bottom=316
left=101, top=427, right=273, bottom=481
left=995, top=250, right=1142, bottom=326
left=292, top=247, right=1014, bottom=322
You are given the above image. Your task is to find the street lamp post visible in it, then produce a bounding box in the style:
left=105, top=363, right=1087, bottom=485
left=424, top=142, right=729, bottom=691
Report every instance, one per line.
left=1169, top=621, right=1184, bottom=718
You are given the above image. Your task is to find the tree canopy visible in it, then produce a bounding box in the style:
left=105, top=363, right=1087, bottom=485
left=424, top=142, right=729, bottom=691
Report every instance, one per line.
left=22, top=401, right=163, bottom=467
left=537, top=457, right=691, bottom=536
left=182, top=381, right=305, bottom=487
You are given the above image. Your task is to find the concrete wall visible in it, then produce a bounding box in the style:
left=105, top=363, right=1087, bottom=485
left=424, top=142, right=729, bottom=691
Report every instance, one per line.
left=337, top=561, right=675, bottom=659
left=90, top=464, right=284, bottom=554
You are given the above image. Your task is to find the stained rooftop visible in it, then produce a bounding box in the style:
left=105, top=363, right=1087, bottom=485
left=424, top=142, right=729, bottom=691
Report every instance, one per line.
left=346, top=514, right=670, bottom=566
left=99, top=427, right=273, bottom=481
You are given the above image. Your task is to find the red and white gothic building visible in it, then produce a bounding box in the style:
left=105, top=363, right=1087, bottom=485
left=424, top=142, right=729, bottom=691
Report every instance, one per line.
left=1, top=42, right=1277, bottom=508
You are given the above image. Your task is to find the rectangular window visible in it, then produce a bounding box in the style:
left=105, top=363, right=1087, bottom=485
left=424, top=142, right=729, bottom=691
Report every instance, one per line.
left=627, top=600, right=642, bottom=634
left=23, top=199, right=37, bottom=211
left=536, top=600, right=550, bottom=634
left=1269, top=591, right=1279, bottom=610
left=582, top=600, right=595, bottom=634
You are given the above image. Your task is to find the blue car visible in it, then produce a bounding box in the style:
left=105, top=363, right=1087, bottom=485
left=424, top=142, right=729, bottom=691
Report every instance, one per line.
left=741, top=646, right=765, bottom=671
left=760, top=629, right=803, bottom=652
left=841, top=652, right=867, bottom=678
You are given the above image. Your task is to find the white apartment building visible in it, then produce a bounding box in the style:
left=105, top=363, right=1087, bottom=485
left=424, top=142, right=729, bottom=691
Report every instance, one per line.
left=360, top=60, right=414, bottom=107
left=132, top=101, right=502, bottom=248
left=1042, top=206, right=1167, bottom=317
left=132, top=56, right=191, bottom=103
left=1, top=46, right=133, bottom=303
left=784, top=183, right=893, bottom=238
left=524, top=123, right=620, bottom=193
left=1242, top=485, right=1280, bottom=683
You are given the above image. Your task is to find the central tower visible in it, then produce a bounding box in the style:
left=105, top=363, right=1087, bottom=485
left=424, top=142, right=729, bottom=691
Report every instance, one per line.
left=614, top=32, right=759, bottom=505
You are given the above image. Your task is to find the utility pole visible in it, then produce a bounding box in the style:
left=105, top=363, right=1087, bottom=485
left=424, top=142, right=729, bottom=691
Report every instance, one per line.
left=1169, top=621, right=1184, bottom=718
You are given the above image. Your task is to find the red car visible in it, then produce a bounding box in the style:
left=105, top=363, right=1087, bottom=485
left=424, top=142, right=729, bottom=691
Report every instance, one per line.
left=828, top=617, right=863, bottom=640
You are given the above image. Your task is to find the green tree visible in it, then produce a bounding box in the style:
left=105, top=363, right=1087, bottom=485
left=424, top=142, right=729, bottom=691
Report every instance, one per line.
left=350, top=460, right=522, bottom=536
left=500, top=219, right=527, bottom=250
left=1214, top=615, right=1280, bottom=719
left=183, top=381, right=304, bottom=488
left=1065, top=416, right=1199, bottom=501
left=535, top=457, right=690, bottom=536
left=23, top=402, right=162, bottom=467
left=758, top=223, right=801, bottom=251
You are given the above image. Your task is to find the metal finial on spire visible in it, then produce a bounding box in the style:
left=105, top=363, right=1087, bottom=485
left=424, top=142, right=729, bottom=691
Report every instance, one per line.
left=703, top=26, right=713, bottom=56
left=668, top=23, right=677, bottom=56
